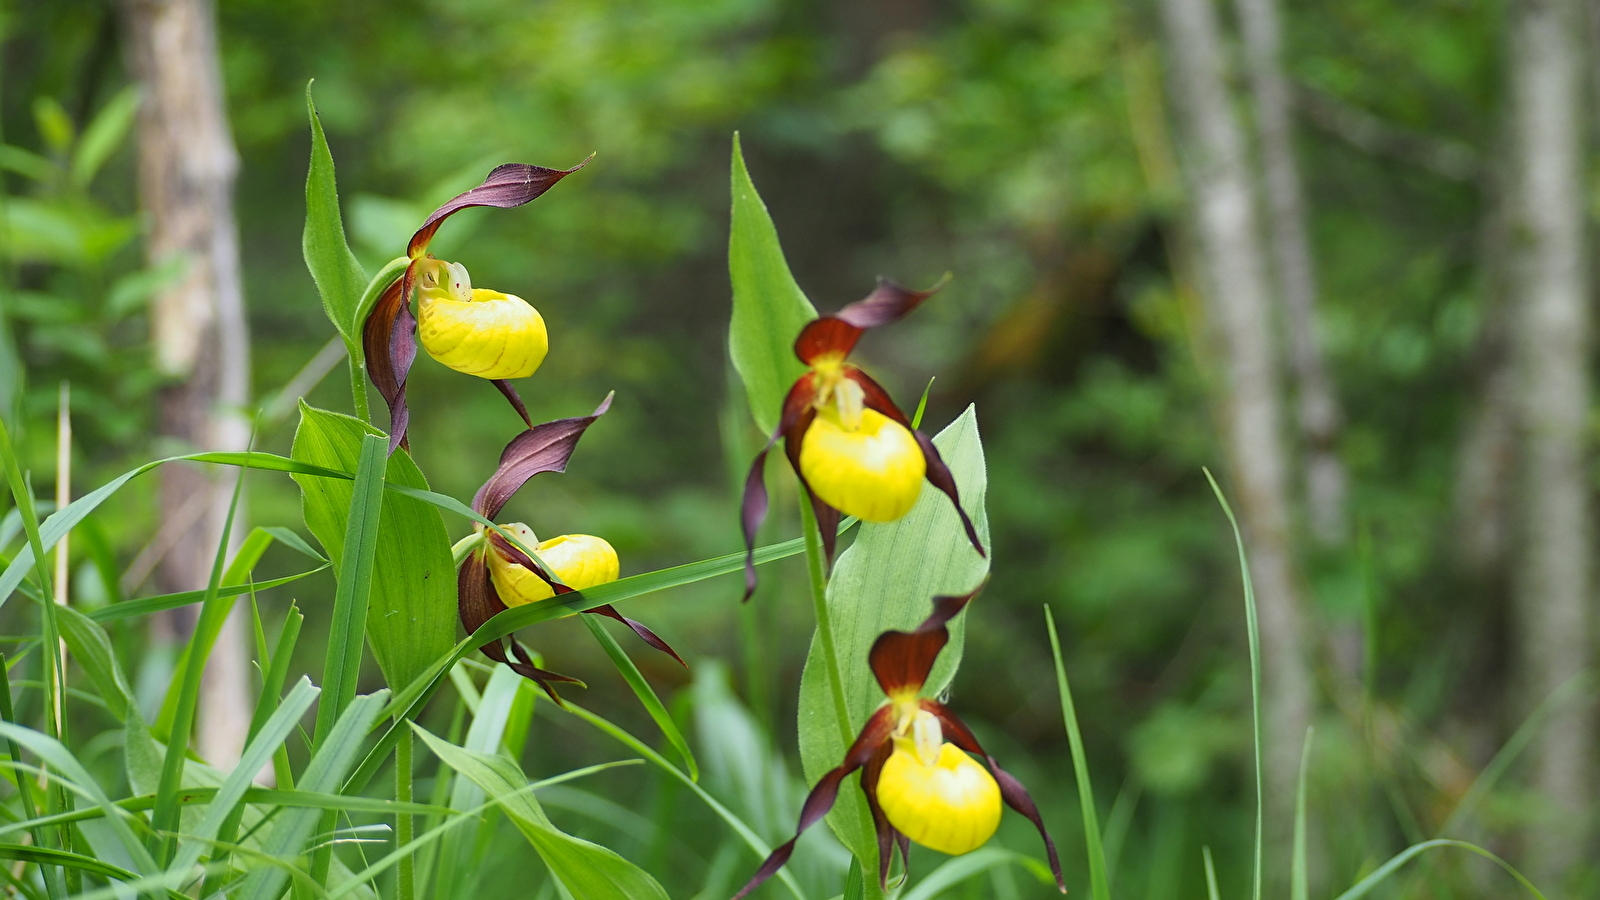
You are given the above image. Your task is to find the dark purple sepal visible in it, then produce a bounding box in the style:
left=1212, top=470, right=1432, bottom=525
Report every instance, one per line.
left=844, top=366, right=985, bottom=558
left=408, top=157, right=593, bottom=258
left=867, top=587, right=981, bottom=696
left=925, top=701, right=1066, bottom=893
left=361, top=268, right=418, bottom=454
left=740, top=375, right=817, bottom=601
left=731, top=706, right=897, bottom=900
left=472, top=393, right=614, bottom=519
left=913, top=429, right=985, bottom=558
left=457, top=553, right=583, bottom=705
left=860, top=741, right=900, bottom=890
left=793, top=277, right=947, bottom=364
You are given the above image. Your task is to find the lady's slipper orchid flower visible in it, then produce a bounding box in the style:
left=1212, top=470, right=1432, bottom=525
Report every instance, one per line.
left=740, top=278, right=985, bottom=599
left=364, top=159, right=589, bottom=453
left=732, top=588, right=1065, bottom=898
left=455, top=393, right=685, bottom=702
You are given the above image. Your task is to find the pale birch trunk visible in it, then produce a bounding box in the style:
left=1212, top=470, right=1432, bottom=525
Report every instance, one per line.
left=1158, top=0, right=1314, bottom=868
left=123, top=0, right=254, bottom=768
left=1505, top=0, right=1593, bottom=885
left=1232, top=0, right=1347, bottom=551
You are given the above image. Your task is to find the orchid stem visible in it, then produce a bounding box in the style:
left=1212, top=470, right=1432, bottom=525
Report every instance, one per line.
left=347, top=341, right=371, bottom=423
left=396, top=725, right=415, bottom=900
left=798, top=497, right=855, bottom=749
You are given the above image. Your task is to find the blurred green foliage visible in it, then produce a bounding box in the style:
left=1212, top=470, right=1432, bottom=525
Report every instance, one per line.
left=0, top=0, right=1568, bottom=896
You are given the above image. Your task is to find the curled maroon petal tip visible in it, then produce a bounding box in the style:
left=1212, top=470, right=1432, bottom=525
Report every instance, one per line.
left=472, top=392, right=614, bottom=519
left=740, top=376, right=819, bottom=602
left=794, top=275, right=949, bottom=364
left=408, top=156, right=593, bottom=258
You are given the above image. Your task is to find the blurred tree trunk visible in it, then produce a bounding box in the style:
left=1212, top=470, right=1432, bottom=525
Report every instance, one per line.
left=1504, top=0, right=1593, bottom=885
left=122, top=0, right=254, bottom=768
left=1158, top=0, right=1314, bottom=870
left=1232, top=0, right=1348, bottom=551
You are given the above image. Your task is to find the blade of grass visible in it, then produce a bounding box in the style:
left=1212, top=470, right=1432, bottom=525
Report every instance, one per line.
left=149, top=441, right=251, bottom=863
left=236, top=691, right=388, bottom=900
left=581, top=614, right=698, bottom=781
left=0, top=413, right=71, bottom=891
left=0, top=655, right=61, bottom=899
left=1045, top=605, right=1108, bottom=900
left=561, top=702, right=808, bottom=900
left=307, top=433, right=387, bottom=888
left=1291, top=727, right=1312, bottom=900
left=1202, top=847, right=1220, bottom=900
left=171, top=677, right=321, bottom=886
left=1330, top=839, right=1546, bottom=900
left=1204, top=468, right=1262, bottom=900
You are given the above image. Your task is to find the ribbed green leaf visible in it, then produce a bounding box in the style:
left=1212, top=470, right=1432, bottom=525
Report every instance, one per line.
left=796, top=407, right=990, bottom=869
left=303, top=83, right=368, bottom=342
left=416, top=726, right=670, bottom=900
left=728, top=132, right=815, bottom=435
left=292, top=405, right=455, bottom=692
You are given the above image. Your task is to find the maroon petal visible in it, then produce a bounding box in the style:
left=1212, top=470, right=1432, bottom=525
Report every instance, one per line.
left=867, top=587, right=982, bottom=696
left=587, top=604, right=688, bottom=668
left=493, top=379, right=534, bottom=429
left=732, top=707, right=897, bottom=900
left=472, top=393, right=614, bottom=519
left=740, top=375, right=818, bottom=601
left=457, top=554, right=582, bottom=704
left=509, top=639, right=586, bottom=706
left=913, top=429, right=985, bottom=558
left=407, top=158, right=592, bottom=258
left=361, top=265, right=419, bottom=454
left=842, top=366, right=912, bottom=427
left=860, top=741, right=901, bottom=890
left=925, top=701, right=1065, bottom=893
left=793, top=277, right=947, bottom=364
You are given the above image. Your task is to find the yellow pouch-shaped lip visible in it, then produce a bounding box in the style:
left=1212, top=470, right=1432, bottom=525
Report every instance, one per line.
left=418, top=288, right=548, bottom=379
left=799, top=407, right=925, bottom=521
left=876, top=742, right=1001, bottom=856
left=487, top=525, right=619, bottom=607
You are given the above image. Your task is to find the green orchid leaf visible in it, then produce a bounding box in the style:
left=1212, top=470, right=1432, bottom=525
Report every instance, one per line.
left=304, top=82, right=369, bottom=344
left=416, top=726, right=670, bottom=900
left=728, top=132, right=816, bottom=436
left=796, top=406, right=990, bottom=871
left=291, top=404, right=456, bottom=693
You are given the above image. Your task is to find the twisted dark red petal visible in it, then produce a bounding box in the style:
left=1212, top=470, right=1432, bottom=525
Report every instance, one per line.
left=845, top=367, right=985, bottom=558
left=589, top=604, right=687, bottom=668
left=407, top=158, right=592, bottom=258
left=731, top=706, right=897, bottom=900
left=740, top=374, right=817, bottom=601
left=867, top=587, right=982, bottom=696
left=793, top=276, right=947, bottom=364
left=361, top=267, right=417, bottom=454
left=489, top=531, right=686, bottom=668
left=456, top=553, right=582, bottom=705
left=473, top=393, right=614, bottom=520
left=860, top=741, right=901, bottom=890
left=924, top=701, right=1066, bottom=893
